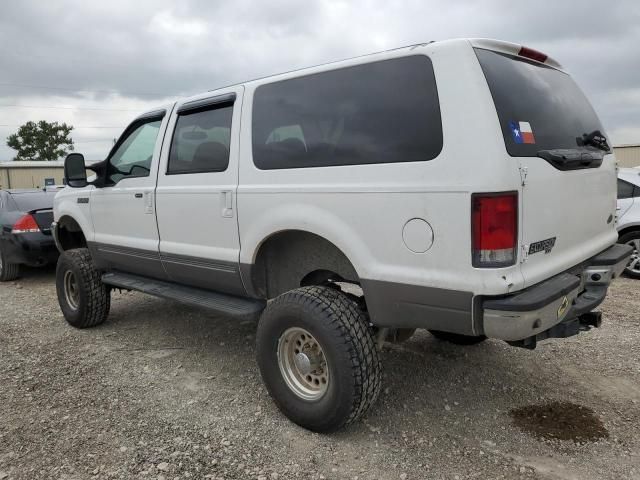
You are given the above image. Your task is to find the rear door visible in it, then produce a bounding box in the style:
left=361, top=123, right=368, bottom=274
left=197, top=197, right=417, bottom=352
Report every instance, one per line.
left=475, top=47, right=617, bottom=286
left=155, top=88, right=245, bottom=295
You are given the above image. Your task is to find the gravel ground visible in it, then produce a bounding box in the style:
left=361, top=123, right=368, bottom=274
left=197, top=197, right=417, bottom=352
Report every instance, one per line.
left=0, top=266, right=639, bottom=480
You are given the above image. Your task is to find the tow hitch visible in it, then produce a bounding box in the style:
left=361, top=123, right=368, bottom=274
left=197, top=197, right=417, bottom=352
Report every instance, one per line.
left=507, top=312, right=603, bottom=350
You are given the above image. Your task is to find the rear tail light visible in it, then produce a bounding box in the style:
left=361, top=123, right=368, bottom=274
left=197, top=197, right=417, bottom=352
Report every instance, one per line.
left=12, top=214, right=40, bottom=234
left=472, top=192, right=518, bottom=268
left=518, top=46, right=548, bottom=63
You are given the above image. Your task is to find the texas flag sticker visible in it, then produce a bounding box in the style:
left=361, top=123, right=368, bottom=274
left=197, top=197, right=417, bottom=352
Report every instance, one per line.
left=509, top=121, right=536, bottom=144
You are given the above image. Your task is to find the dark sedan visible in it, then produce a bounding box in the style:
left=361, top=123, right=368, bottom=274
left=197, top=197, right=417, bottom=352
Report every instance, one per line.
left=0, top=188, right=60, bottom=281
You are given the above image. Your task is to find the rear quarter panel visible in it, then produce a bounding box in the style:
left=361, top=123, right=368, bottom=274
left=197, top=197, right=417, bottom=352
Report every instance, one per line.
left=237, top=39, right=526, bottom=300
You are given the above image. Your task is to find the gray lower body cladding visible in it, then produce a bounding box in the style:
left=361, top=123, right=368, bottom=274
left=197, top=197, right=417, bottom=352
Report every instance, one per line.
left=360, top=279, right=476, bottom=335
left=87, top=242, right=246, bottom=296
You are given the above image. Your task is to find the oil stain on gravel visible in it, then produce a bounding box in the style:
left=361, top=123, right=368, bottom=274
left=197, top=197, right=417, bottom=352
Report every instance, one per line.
left=510, top=401, right=609, bottom=442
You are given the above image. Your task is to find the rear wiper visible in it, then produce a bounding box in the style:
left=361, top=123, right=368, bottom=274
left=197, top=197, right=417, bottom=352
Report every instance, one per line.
left=576, top=130, right=610, bottom=152
left=537, top=148, right=604, bottom=171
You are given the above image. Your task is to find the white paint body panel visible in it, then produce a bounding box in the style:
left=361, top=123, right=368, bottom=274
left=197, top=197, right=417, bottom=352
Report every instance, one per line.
left=155, top=87, right=244, bottom=265
left=89, top=112, right=172, bottom=252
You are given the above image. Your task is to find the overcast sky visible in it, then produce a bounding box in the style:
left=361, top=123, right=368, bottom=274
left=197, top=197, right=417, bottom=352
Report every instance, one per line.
left=1, top=0, right=639, bottom=161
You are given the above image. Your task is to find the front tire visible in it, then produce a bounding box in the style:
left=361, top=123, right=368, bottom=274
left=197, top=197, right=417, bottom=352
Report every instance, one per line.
left=56, top=248, right=110, bottom=328
left=429, top=330, right=487, bottom=345
left=0, top=246, right=20, bottom=282
left=256, top=286, right=382, bottom=432
left=619, top=231, right=640, bottom=279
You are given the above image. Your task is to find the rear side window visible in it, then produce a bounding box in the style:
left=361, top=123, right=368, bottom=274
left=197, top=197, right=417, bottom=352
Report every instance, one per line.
left=252, top=55, right=442, bottom=169
left=168, top=105, right=233, bottom=175
left=618, top=179, right=637, bottom=200
left=475, top=48, right=606, bottom=157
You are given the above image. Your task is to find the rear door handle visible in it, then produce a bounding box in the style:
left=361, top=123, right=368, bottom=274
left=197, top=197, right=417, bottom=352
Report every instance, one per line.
left=221, top=191, right=233, bottom=218
left=134, top=193, right=143, bottom=198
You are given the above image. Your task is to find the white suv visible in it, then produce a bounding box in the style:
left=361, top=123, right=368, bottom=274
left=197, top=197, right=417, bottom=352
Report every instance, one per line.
left=617, top=168, right=640, bottom=278
left=52, top=38, right=631, bottom=432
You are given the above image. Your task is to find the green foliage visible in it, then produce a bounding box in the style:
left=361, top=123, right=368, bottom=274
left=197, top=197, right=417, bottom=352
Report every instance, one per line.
left=6, top=120, right=74, bottom=161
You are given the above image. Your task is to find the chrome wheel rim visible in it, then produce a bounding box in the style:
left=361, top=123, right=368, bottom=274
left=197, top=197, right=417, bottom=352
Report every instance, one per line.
left=626, top=238, right=640, bottom=275
left=64, top=270, right=80, bottom=310
left=277, top=327, right=329, bottom=401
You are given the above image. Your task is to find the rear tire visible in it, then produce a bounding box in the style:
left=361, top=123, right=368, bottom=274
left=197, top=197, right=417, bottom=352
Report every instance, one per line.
left=56, top=248, right=110, bottom=328
left=429, top=330, right=487, bottom=345
left=0, top=246, right=19, bottom=282
left=256, top=286, right=382, bottom=432
left=618, top=231, right=640, bottom=279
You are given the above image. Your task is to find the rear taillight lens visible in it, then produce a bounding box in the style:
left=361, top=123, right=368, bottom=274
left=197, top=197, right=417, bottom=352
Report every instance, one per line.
left=12, top=214, right=40, bottom=234
left=472, top=192, right=518, bottom=268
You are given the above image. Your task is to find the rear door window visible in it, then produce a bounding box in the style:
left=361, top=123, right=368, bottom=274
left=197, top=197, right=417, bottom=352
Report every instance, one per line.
left=252, top=55, right=442, bottom=169
left=475, top=48, right=606, bottom=157
left=167, top=105, right=233, bottom=175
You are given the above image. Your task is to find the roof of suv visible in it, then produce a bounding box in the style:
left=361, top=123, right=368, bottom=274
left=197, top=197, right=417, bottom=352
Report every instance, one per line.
left=137, top=38, right=562, bottom=121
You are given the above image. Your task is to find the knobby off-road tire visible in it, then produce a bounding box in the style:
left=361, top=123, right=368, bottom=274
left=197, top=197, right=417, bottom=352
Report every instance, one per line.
left=256, top=286, right=382, bottom=432
left=429, top=330, right=487, bottom=345
left=619, top=231, right=640, bottom=279
left=56, top=248, right=110, bottom=328
left=0, top=246, right=20, bottom=282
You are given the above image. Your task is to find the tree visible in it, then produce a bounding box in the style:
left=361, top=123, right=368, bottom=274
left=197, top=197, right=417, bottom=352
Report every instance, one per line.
left=6, top=120, right=74, bottom=161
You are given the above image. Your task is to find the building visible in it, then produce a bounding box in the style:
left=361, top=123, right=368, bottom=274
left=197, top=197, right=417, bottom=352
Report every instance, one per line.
left=0, top=160, right=65, bottom=189
left=613, top=144, right=640, bottom=168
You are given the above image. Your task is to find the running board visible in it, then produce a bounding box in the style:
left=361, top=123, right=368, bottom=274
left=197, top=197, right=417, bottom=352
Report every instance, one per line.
left=102, top=272, right=266, bottom=317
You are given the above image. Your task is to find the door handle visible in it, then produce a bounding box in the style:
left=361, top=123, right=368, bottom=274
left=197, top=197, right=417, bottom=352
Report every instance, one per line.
left=221, top=191, right=233, bottom=218
left=134, top=193, right=143, bottom=198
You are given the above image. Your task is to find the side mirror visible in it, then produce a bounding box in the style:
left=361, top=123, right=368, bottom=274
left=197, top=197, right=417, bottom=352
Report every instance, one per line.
left=64, top=153, right=88, bottom=188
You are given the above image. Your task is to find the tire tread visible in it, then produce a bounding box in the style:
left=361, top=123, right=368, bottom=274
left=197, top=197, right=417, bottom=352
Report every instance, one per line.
left=260, top=286, right=382, bottom=430
left=57, top=248, right=110, bottom=328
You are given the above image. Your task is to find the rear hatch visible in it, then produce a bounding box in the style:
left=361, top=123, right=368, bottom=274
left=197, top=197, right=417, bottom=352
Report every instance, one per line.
left=475, top=44, right=617, bottom=287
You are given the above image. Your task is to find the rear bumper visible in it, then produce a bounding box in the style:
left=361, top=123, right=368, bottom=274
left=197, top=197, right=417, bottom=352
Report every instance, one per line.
left=0, top=232, right=59, bottom=267
left=481, top=243, right=632, bottom=342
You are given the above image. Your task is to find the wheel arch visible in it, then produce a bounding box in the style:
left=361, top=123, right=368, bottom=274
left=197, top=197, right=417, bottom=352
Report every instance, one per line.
left=618, top=224, right=640, bottom=240
left=55, top=215, right=88, bottom=251
left=242, top=229, right=361, bottom=299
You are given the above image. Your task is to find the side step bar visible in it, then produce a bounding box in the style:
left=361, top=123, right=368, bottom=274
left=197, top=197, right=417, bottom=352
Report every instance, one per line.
left=102, top=272, right=266, bottom=318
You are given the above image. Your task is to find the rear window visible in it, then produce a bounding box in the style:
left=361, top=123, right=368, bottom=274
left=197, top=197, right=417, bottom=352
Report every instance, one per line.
left=252, top=55, right=442, bottom=169
left=475, top=48, right=606, bottom=157
left=10, top=192, right=55, bottom=212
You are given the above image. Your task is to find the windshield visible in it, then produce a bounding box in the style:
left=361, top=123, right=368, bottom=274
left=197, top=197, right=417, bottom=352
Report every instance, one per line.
left=475, top=48, right=606, bottom=157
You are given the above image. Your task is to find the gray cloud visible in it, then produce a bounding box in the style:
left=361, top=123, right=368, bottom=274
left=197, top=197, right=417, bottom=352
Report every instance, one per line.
left=1, top=0, right=639, bottom=160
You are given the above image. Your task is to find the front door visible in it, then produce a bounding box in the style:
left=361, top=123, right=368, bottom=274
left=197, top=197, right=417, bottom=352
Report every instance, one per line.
left=90, top=110, right=171, bottom=279
left=155, top=89, right=245, bottom=295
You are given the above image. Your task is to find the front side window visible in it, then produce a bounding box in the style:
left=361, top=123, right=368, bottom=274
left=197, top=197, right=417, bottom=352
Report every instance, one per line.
left=252, top=55, right=442, bottom=169
left=108, top=119, right=162, bottom=184
left=168, top=105, right=233, bottom=175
